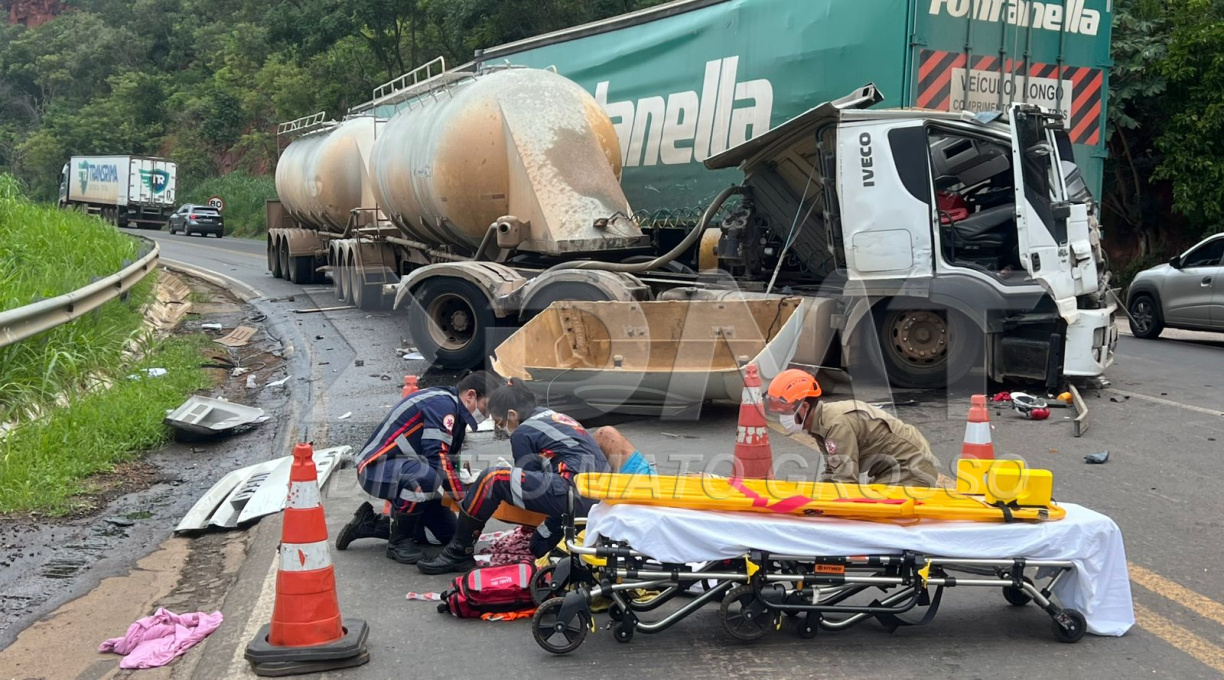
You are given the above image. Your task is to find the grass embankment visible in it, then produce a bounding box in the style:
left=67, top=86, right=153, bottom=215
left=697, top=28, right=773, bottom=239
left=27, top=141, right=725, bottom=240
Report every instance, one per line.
left=0, top=175, right=211, bottom=514
left=182, top=172, right=277, bottom=238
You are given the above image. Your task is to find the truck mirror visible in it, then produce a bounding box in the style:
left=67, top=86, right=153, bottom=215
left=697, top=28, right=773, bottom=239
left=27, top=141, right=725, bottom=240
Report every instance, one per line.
left=1051, top=203, right=1072, bottom=220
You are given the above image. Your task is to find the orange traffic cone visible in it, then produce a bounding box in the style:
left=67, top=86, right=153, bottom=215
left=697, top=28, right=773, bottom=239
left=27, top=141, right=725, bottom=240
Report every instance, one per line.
left=960, top=394, right=995, bottom=460
left=732, top=364, right=774, bottom=479
left=401, top=375, right=419, bottom=399
left=245, top=443, right=369, bottom=676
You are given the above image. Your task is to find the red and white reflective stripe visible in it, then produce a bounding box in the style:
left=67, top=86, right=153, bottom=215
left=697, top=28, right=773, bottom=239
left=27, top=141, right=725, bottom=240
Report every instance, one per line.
left=963, top=421, right=992, bottom=445
left=738, top=425, right=768, bottom=444
left=279, top=540, right=333, bottom=572
left=741, top=385, right=764, bottom=405
left=286, top=481, right=321, bottom=510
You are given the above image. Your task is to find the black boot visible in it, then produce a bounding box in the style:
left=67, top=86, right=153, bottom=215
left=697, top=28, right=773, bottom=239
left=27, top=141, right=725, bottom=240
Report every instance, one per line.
left=335, top=502, right=389, bottom=550
left=386, top=509, right=425, bottom=564
left=417, top=512, right=482, bottom=575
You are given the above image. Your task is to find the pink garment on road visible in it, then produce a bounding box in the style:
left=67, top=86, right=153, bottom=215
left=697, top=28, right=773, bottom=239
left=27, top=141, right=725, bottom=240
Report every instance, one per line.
left=98, top=607, right=223, bottom=670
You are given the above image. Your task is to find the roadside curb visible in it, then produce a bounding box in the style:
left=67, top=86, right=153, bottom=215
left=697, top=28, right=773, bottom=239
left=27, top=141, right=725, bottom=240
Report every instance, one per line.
left=161, top=258, right=263, bottom=303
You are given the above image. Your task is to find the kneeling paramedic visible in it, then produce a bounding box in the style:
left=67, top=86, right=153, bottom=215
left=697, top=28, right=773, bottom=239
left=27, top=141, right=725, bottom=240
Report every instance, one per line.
left=766, top=369, right=940, bottom=486
left=337, top=371, right=502, bottom=564
left=417, top=380, right=610, bottom=575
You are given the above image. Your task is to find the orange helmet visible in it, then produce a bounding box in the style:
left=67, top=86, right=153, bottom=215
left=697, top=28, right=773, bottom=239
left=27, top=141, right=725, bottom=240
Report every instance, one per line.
left=766, top=369, right=822, bottom=413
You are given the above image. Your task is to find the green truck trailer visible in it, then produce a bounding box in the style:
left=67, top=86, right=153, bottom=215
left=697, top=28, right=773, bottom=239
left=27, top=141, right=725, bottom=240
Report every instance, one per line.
left=478, top=0, right=1111, bottom=213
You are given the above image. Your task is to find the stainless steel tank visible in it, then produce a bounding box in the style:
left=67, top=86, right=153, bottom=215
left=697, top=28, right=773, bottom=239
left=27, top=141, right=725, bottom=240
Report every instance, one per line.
left=275, top=116, right=378, bottom=233
left=369, top=68, right=640, bottom=256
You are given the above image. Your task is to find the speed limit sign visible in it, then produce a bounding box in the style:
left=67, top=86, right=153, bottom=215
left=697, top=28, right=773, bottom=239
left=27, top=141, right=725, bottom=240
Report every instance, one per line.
left=207, top=196, right=225, bottom=212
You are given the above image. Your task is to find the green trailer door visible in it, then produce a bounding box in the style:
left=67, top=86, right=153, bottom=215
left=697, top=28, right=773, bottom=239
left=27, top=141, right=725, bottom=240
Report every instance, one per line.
left=483, top=0, right=913, bottom=212
left=908, top=0, right=1112, bottom=196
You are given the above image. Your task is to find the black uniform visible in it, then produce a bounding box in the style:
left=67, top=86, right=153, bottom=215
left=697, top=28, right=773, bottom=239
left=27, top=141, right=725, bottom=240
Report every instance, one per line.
left=356, top=387, right=475, bottom=541
left=460, top=408, right=610, bottom=556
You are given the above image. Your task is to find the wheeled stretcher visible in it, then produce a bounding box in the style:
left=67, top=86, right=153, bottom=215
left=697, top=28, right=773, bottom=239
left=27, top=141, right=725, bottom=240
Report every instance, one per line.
left=529, top=488, right=1134, bottom=654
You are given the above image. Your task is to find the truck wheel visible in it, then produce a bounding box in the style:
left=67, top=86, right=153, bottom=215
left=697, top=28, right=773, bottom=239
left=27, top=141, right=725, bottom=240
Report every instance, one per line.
left=351, top=269, right=385, bottom=310
left=875, top=305, right=980, bottom=390
left=521, top=282, right=612, bottom=321
left=408, top=278, right=498, bottom=370
left=268, top=237, right=283, bottom=279
left=279, top=239, right=291, bottom=283
left=289, top=256, right=314, bottom=284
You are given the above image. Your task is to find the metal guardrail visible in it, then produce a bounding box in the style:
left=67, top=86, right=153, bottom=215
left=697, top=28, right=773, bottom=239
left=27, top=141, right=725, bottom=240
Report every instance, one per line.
left=0, top=235, right=160, bottom=348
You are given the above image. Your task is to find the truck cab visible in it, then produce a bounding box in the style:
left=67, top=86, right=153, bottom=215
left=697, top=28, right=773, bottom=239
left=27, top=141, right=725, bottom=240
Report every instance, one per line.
left=708, top=85, right=1116, bottom=388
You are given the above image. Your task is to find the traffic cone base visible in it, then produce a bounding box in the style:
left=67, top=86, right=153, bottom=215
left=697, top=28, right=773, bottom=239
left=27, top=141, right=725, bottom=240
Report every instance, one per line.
left=732, top=364, right=774, bottom=479
left=245, top=443, right=369, bottom=676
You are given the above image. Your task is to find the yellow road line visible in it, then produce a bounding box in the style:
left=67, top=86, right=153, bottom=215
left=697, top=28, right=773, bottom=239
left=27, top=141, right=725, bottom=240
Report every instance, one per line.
left=1134, top=602, right=1224, bottom=675
left=1130, top=563, right=1224, bottom=628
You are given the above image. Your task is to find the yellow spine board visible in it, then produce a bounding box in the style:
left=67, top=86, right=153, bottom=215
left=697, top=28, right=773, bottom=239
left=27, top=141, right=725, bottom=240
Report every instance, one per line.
left=576, top=473, right=1064, bottom=523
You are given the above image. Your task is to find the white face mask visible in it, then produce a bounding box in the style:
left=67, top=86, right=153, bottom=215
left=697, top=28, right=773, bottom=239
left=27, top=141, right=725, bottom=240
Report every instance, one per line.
left=778, top=412, right=805, bottom=435
left=470, top=406, right=488, bottom=424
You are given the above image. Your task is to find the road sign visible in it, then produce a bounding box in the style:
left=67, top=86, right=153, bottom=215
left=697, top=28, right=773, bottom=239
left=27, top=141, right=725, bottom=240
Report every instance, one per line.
left=207, top=196, right=225, bottom=212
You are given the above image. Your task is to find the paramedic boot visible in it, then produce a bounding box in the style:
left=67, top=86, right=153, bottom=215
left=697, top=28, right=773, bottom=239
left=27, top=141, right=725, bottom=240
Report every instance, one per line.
left=335, top=502, right=389, bottom=551
left=386, top=509, right=425, bottom=565
left=416, top=512, right=482, bottom=575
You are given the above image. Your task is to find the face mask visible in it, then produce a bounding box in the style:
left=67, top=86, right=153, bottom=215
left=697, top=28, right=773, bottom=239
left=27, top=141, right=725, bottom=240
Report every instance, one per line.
left=470, top=406, right=488, bottom=424
left=778, top=412, right=805, bottom=435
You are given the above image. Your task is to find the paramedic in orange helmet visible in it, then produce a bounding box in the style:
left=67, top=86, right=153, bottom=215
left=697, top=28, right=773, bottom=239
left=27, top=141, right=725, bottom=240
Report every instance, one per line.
left=765, top=369, right=939, bottom=486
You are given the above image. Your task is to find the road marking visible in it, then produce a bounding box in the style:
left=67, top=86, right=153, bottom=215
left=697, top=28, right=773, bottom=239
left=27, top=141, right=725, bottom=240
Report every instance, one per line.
left=161, top=258, right=264, bottom=302
left=1134, top=602, right=1224, bottom=674
left=1130, top=563, right=1224, bottom=628
left=1108, top=389, right=1224, bottom=417
left=160, top=238, right=265, bottom=260
left=225, top=554, right=278, bottom=678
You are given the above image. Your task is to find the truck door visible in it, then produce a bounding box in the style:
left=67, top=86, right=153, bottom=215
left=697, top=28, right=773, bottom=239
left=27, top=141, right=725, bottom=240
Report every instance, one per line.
left=1009, top=105, right=1099, bottom=316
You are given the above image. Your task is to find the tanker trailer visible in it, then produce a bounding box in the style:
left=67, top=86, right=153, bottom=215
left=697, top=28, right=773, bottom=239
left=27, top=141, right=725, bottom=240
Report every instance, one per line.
left=268, top=114, right=379, bottom=284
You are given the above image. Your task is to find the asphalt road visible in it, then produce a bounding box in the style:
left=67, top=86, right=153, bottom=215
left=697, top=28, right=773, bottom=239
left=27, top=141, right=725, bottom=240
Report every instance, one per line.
left=148, top=231, right=1224, bottom=679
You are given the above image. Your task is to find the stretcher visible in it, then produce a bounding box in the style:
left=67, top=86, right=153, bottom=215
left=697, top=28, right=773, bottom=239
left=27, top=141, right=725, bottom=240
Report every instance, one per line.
left=576, top=460, right=1064, bottom=524
left=529, top=488, right=1133, bottom=655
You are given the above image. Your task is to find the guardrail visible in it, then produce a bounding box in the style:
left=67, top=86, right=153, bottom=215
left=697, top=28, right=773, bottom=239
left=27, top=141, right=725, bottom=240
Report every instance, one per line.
left=0, top=235, right=160, bottom=348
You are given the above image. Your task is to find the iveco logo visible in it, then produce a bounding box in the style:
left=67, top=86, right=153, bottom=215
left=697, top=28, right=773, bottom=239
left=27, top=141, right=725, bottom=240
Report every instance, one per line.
left=859, top=133, right=875, bottom=188
left=595, top=56, right=774, bottom=168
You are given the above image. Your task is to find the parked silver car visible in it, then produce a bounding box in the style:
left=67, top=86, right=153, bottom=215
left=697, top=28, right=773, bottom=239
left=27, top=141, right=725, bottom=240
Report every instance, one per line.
left=1127, top=233, right=1224, bottom=338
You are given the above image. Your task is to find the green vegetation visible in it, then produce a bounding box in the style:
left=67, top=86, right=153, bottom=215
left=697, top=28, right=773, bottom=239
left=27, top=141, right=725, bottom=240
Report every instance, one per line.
left=0, top=0, right=1219, bottom=259
left=0, top=176, right=212, bottom=514
left=0, top=174, right=152, bottom=419
left=0, top=335, right=211, bottom=514
left=182, top=171, right=276, bottom=238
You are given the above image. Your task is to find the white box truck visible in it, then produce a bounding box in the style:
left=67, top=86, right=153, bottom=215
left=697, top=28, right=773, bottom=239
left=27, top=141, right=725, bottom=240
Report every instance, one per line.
left=58, top=155, right=177, bottom=229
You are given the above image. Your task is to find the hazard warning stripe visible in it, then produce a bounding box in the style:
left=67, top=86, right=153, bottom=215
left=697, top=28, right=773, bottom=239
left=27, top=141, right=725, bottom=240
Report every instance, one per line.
left=279, top=540, right=333, bottom=572
left=917, top=49, right=1104, bottom=146
left=286, top=480, right=321, bottom=510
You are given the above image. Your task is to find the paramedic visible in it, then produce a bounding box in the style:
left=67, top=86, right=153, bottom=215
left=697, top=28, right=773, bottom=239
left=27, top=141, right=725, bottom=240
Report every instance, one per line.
left=417, top=380, right=611, bottom=574
left=765, top=369, right=940, bottom=486
left=336, top=371, right=502, bottom=565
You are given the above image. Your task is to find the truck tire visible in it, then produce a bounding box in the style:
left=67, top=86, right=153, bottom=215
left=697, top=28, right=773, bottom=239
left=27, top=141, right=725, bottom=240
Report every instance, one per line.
left=289, top=256, right=314, bottom=284
left=350, top=267, right=385, bottom=310
left=279, top=239, right=291, bottom=283
left=407, top=278, right=498, bottom=370
left=874, top=304, right=980, bottom=390
left=268, top=237, right=283, bottom=279
left=521, top=282, right=612, bottom=321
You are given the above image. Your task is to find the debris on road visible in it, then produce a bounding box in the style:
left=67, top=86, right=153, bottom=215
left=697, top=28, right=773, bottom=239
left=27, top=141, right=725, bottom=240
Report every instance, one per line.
left=163, top=396, right=268, bottom=438
left=355, top=359, right=365, bottom=367
left=126, top=367, right=167, bottom=380
left=400, top=350, right=425, bottom=361
left=200, top=323, right=223, bottom=330
left=1084, top=451, right=1110, bottom=465
left=339, top=411, right=352, bottom=420
left=213, top=326, right=257, bottom=348
left=266, top=376, right=290, bottom=388
left=245, top=375, right=257, bottom=389
left=293, top=305, right=353, bottom=314
left=175, top=446, right=348, bottom=532
left=103, top=517, right=135, bottom=528
left=99, top=608, right=223, bottom=670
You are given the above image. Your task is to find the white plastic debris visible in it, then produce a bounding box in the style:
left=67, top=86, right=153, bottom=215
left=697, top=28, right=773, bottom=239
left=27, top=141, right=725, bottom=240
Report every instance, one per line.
left=266, top=376, right=290, bottom=388
left=245, top=375, right=257, bottom=389
left=401, top=352, right=425, bottom=361
left=338, top=411, right=353, bottom=420
left=127, top=367, right=168, bottom=380
left=201, top=323, right=223, bottom=330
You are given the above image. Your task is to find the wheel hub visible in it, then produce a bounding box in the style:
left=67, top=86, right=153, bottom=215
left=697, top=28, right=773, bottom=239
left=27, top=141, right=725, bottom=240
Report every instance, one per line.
left=891, top=310, right=948, bottom=365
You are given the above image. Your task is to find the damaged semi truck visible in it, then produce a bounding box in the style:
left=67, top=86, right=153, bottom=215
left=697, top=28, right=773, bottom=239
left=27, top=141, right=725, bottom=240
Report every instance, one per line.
left=267, top=0, right=1116, bottom=394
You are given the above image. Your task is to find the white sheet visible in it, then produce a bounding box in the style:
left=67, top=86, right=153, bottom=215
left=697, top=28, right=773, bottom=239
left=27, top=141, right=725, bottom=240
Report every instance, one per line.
left=585, top=502, right=1133, bottom=636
